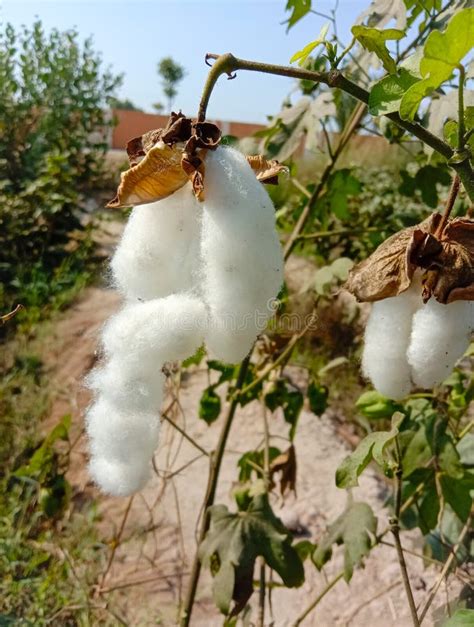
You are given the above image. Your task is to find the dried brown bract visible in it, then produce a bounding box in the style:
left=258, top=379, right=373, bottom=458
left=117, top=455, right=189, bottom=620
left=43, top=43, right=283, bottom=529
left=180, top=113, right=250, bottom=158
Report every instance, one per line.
left=107, top=112, right=287, bottom=208
left=346, top=212, right=474, bottom=304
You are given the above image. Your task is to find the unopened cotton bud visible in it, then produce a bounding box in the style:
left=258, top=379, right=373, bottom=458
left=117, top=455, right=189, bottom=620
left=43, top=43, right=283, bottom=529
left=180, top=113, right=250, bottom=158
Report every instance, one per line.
left=407, top=299, right=474, bottom=389
left=362, top=286, right=422, bottom=400
left=110, top=185, right=201, bottom=301
left=88, top=455, right=151, bottom=497
left=201, top=147, right=283, bottom=362
left=101, top=293, right=207, bottom=368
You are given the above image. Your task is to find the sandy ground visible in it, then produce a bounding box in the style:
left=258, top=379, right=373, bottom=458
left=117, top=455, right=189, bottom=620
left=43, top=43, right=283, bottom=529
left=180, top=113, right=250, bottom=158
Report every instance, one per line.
left=37, top=251, right=464, bottom=627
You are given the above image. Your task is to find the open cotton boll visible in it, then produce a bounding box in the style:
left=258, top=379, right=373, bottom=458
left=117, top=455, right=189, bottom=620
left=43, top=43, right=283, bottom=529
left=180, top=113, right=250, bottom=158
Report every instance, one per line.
left=362, top=286, right=422, bottom=400
left=201, top=146, right=283, bottom=362
left=101, top=293, right=207, bottom=368
left=89, top=455, right=151, bottom=497
left=86, top=397, right=160, bottom=462
left=110, top=185, right=202, bottom=301
left=86, top=358, right=165, bottom=414
left=407, top=299, right=474, bottom=389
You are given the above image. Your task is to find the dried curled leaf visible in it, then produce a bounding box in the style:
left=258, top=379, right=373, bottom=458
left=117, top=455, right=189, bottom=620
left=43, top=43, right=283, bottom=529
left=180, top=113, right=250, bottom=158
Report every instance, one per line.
left=107, top=142, right=188, bottom=209
left=269, top=444, right=297, bottom=496
left=247, top=156, right=288, bottom=185
left=346, top=213, right=474, bottom=304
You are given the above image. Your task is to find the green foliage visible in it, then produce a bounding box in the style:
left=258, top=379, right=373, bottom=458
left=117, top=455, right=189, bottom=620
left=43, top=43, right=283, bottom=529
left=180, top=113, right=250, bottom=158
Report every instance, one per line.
left=199, top=493, right=304, bottom=615
left=369, top=51, right=422, bottom=116
left=399, top=164, right=451, bottom=208
left=157, top=56, right=185, bottom=110
left=264, top=378, right=304, bottom=440
left=307, top=379, right=328, bottom=414
left=443, top=609, right=474, bottom=626
left=336, top=413, right=403, bottom=488
left=399, top=9, right=473, bottom=120
left=199, top=386, right=222, bottom=425
left=355, top=391, right=402, bottom=420
left=285, top=0, right=312, bottom=31
left=290, top=23, right=330, bottom=65
left=0, top=20, right=120, bottom=319
left=312, top=501, right=377, bottom=581
left=351, top=26, right=405, bottom=74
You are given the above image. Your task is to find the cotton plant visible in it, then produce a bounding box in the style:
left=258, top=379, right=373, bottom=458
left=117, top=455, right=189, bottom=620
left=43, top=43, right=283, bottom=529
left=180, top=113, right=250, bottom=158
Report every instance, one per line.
left=346, top=208, right=474, bottom=400
left=85, top=113, right=285, bottom=496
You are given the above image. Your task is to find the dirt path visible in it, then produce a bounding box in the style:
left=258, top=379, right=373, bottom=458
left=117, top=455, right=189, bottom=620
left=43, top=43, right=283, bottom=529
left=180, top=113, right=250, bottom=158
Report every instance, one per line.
left=40, top=262, right=460, bottom=627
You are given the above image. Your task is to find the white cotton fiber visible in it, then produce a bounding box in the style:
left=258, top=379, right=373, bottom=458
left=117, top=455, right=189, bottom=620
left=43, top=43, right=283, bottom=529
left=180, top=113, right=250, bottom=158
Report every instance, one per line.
left=110, top=185, right=201, bottom=301
left=407, top=299, right=474, bottom=389
left=201, top=147, right=284, bottom=362
left=85, top=397, right=160, bottom=462
left=86, top=358, right=165, bottom=413
left=88, top=455, right=151, bottom=497
left=362, top=286, right=422, bottom=400
left=101, top=293, right=207, bottom=368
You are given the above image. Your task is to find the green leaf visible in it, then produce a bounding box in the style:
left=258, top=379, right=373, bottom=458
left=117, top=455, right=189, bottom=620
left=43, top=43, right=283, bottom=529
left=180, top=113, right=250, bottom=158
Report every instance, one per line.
left=237, top=447, right=281, bottom=483
left=440, top=473, right=474, bottom=523
left=400, top=8, right=474, bottom=120
left=199, top=493, right=304, bottom=615
left=307, top=380, right=328, bottom=415
left=398, top=165, right=451, bottom=208
left=355, top=391, right=401, bottom=420
left=326, top=169, right=361, bottom=220
left=336, top=413, right=403, bottom=489
left=418, top=487, right=440, bottom=534
left=443, top=609, right=474, bottom=626
left=264, top=379, right=304, bottom=441
left=182, top=344, right=206, bottom=367
left=351, top=25, right=405, bottom=74
left=290, top=23, right=330, bottom=65
left=207, top=359, right=236, bottom=385
left=285, top=0, right=312, bottom=31
left=312, top=501, right=377, bottom=581
left=294, top=539, right=315, bottom=562
left=199, top=386, right=221, bottom=425
left=369, top=69, right=420, bottom=116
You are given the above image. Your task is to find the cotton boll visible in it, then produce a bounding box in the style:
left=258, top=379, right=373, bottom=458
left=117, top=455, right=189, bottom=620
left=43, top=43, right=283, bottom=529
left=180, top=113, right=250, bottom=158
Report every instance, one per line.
left=407, top=299, right=474, bottom=389
left=86, top=397, right=160, bottom=462
left=86, top=358, right=165, bottom=413
left=110, top=185, right=202, bottom=301
left=101, top=293, right=207, bottom=368
left=362, top=286, right=422, bottom=400
left=89, top=455, right=151, bottom=497
left=201, top=146, right=284, bottom=362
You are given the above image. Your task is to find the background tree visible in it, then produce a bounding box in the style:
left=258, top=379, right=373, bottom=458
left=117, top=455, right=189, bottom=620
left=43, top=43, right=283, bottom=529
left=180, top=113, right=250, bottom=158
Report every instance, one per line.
left=157, top=56, right=186, bottom=111
left=0, top=20, right=121, bottom=323
left=110, top=97, right=142, bottom=111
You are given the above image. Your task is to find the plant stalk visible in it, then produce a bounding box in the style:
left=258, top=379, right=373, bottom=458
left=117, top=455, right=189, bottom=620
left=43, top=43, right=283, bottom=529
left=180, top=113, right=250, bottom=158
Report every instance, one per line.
left=180, top=354, right=251, bottom=627
left=197, top=53, right=474, bottom=201
left=392, top=438, right=420, bottom=627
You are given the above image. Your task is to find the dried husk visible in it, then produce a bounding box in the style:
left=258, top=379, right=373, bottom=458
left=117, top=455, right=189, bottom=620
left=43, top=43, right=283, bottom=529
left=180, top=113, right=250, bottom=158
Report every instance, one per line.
left=107, top=112, right=287, bottom=208
left=345, top=213, right=474, bottom=304
left=246, top=155, right=288, bottom=185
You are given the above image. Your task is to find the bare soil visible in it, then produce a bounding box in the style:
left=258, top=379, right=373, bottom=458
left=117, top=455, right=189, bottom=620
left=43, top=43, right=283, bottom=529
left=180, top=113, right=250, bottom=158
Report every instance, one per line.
left=37, top=252, right=462, bottom=627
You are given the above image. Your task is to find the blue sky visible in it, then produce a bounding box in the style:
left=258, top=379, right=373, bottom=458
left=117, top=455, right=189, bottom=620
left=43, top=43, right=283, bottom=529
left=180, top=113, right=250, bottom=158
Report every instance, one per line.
left=1, top=0, right=368, bottom=122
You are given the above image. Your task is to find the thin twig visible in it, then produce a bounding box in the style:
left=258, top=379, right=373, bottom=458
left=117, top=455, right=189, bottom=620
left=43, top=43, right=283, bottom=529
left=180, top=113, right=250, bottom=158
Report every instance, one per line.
left=97, top=495, right=134, bottom=593
left=161, top=411, right=209, bottom=457
left=237, top=311, right=317, bottom=399
left=197, top=53, right=474, bottom=200
left=434, top=175, right=460, bottom=239
left=392, top=437, right=420, bottom=627
left=418, top=514, right=472, bottom=624
left=291, top=572, right=344, bottom=626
